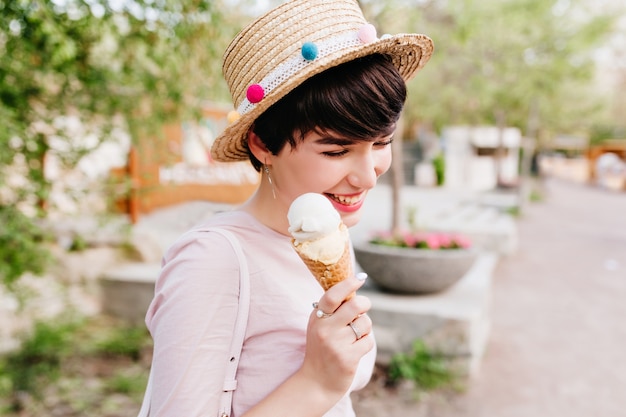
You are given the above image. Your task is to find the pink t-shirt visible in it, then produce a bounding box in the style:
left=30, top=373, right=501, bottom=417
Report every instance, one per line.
left=145, top=210, right=376, bottom=417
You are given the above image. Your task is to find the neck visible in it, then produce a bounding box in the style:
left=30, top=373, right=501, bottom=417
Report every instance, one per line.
left=241, top=182, right=290, bottom=236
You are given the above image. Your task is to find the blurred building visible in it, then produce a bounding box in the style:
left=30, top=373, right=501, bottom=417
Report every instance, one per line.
left=442, top=126, right=521, bottom=191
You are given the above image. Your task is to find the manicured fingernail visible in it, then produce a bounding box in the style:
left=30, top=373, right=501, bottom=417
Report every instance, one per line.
left=356, top=272, right=368, bottom=281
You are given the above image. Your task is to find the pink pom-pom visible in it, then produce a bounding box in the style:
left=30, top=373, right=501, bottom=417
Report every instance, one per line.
left=358, top=23, right=377, bottom=44
left=246, top=84, right=265, bottom=104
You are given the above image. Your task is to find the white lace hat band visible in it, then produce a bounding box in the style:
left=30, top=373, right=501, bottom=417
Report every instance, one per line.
left=210, top=0, right=434, bottom=163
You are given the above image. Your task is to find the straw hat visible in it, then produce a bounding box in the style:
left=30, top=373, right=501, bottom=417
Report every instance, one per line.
left=211, top=0, right=434, bottom=162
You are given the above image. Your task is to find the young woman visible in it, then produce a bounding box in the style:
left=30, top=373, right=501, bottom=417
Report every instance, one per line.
left=139, top=1, right=433, bottom=416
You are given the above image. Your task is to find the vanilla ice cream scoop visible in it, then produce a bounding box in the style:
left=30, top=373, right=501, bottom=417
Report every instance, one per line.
left=287, top=193, right=342, bottom=245
left=288, top=193, right=353, bottom=295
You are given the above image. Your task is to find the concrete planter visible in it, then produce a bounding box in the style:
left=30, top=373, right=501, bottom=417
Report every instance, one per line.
left=354, top=243, right=478, bottom=294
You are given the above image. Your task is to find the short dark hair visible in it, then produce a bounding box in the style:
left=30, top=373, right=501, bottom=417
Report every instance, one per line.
left=248, top=53, right=407, bottom=171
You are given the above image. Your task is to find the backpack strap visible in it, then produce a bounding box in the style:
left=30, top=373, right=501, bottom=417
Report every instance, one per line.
left=137, top=228, right=250, bottom=417
left=212, top=228, right=250, bottom=417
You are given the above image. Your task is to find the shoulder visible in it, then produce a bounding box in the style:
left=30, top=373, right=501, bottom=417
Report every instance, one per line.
left=161, top=209, right=294, bottom=277
left=159, top=226, right=237, bottom=269
left=162, top=211, right=248, bottom=262
left=149, top=219, right=246, bottom=325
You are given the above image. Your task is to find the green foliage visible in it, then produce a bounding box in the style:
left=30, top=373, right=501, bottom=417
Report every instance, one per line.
left=506, top=205, right=522, bottom=217
left=0, top=315, right=151, bottom=411
left=589, top=124, right=626, bottom=145
left=361, top=0, right=623, bottom=139
left=92, top=325, right=150, bottom=361
left=431, top=152, right=445, bottom=186
left=0, top=0, right=233, bottom=185
left=370, top=230, right=472, bottom=250
left=406, top=205, right=418, bottom=230
left=104, top=371, right=147, bottom=395
left=67, top=235, right=88, bottom=252
left=0, top=0, right=243, bottom=288
left=529, top=189, right=544, bottom=203
left=0, top=320, right=79, bottom=397
left=0, top=205, right=52, bottom=288
left=388, top=340, right=457, bottom=391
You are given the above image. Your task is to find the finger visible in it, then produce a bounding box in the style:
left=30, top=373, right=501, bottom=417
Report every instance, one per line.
left=348, top=321, right=364, bottom=342
left=329, top=295, right=371, bottom=324
left=316, top=273, right=368, bottom=314
left=346, top=316, right=374, bottom=346
left=350, top=314, right=372, bottom=339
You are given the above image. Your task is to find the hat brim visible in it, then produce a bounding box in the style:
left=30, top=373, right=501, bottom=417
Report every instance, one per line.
left=211, top=33, right=434, bottom=163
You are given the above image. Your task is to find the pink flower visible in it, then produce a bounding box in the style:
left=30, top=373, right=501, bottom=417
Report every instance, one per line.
left=401, top=231, right=418, bottom=247
left=375, top=230, right=393, bottom=240
left=412, top=232, right=429, bottom=242
left=453, top=234, right=472, bottom=249
left=437, top=233, right=452, bottom=248
left=369, top=229, right=472, bottom=250
left=425, top=234, right=441, bottom=249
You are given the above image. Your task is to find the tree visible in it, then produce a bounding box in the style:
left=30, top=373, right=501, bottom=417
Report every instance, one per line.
left=393, top=0, right=619, bottom=139
left=0, top=0, right=243, bottom=287
left=358, top=0, right=621, bottom=231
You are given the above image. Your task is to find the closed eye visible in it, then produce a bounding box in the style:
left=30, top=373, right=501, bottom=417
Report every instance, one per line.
left=322, top=148, right=349, bottom=157
left=322, top=139, right=392, bottom=157
left=374, top=138, right=394, bottom=147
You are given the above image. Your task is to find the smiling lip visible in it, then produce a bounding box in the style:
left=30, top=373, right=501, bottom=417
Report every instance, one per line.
left=325, top=193, right=365, bottom=213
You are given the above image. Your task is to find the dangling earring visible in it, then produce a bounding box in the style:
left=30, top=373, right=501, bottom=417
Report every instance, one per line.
left=264, top=164, right=277, bottom=199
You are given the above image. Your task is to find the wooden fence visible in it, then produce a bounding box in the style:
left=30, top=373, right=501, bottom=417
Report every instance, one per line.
left=113, top=105, right=259, bottom=223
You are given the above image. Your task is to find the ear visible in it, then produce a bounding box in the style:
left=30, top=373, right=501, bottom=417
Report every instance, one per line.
left=247, top=130, right=273, bottom=164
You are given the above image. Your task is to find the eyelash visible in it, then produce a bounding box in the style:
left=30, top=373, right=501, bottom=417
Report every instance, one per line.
left=323, top=149, right=349, bottom=157
left=375, top=139, right=394, bottom=147
left=322, top=139, right=393, bottom=157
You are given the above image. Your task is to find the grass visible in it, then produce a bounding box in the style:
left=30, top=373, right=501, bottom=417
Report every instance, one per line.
left=0, top=316, right=464, bottom=415
left=529, top=188, right=544, bottom=202
left=0, top=314, right=152, bottom=416
left=388, top=340, right=460, bottom=392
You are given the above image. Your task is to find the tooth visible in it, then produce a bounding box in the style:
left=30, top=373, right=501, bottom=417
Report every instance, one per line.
left=329, top=194, right=360, bottom=205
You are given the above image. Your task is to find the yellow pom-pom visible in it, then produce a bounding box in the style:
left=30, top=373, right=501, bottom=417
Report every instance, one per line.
left=227, top=110, right=241, bottom=124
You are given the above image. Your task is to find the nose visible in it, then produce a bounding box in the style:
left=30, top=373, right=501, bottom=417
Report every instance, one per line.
left=347, top=151, right=385, bottom=189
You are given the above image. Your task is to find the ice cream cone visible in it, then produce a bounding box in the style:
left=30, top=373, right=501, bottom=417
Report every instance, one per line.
left=295, top=241, right=354, bottom=299
left=287, top=193, right=355, bottom=299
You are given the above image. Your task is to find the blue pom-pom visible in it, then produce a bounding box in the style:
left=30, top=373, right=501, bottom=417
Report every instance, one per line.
left=301, top=42, right=318, bottom=61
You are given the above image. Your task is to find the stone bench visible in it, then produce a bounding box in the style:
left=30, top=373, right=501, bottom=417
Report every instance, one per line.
left=99, top=263, right=161, bottom=324
left=100, top=253, right=496, bottom=377
left=361, top=253, right=497, bottom=376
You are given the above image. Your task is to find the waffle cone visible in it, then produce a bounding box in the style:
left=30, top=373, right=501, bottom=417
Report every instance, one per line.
left=296, top=242, right=353, bottom=298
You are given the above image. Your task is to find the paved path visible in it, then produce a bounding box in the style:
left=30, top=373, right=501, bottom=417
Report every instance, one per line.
left=422, top=179, right=626, bottom=417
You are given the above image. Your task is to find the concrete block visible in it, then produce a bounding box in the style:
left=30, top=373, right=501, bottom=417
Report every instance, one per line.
left=99, top=263, right=160, bottom=324
left=362, top=253, right=497, bottom=376
left=99, top=252, right=495, bottom=375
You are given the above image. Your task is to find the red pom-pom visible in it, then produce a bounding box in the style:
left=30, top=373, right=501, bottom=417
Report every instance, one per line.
left=246, top=84, right=265, bottom=103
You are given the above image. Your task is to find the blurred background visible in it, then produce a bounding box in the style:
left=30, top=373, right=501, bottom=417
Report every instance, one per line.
left=1, top=0, right=625, bottom=416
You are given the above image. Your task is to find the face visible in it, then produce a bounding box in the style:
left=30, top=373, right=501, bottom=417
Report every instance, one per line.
left=270, top=129, right=393, bottom=227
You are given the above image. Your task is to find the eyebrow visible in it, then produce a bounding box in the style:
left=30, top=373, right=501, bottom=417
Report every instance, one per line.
left=314, top=136, right=356, bottom=146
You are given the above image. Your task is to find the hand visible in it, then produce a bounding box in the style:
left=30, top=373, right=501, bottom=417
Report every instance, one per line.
left=300, top=274, right=375, bottom=399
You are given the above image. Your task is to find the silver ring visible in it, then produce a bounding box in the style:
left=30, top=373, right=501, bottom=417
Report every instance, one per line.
left=348, top=321, right=363, bottom=340
left=312, top=302, right=333, bottom=319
